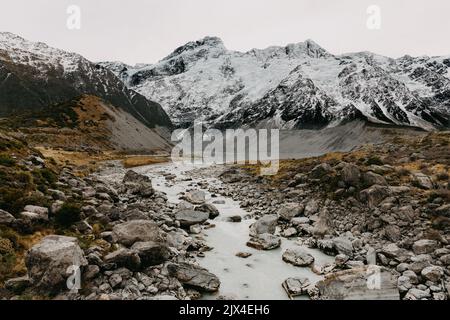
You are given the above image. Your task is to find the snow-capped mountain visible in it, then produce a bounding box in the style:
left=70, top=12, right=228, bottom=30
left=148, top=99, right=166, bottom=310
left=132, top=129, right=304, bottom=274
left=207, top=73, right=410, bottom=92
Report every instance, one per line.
left=0, top=32, right=171, bottom=128
left=102, top=36, right=450, bottom=130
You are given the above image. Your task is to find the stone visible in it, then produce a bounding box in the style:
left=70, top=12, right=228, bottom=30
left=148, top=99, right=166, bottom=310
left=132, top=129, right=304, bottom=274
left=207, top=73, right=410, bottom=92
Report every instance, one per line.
left=412, top=239, right=438, bottom=255
left=227, top=215, right=242, bottom=222
left=362, top=171, right=387, bottom=187
left=112, top=220, right=165, bottom=247
left=412, top=172, right=434, bottom=190
left=4, top=276, right=31, bottom=294
left=175, top=210, right=209, bottom=228
left=332, top=236, right=354, bottom=256
left=0, top=209, right=15, bottom=225
left=167, top=263, right=220, bottom=292
left=310, top=163, right=333, bottom=179
left=25, top=235, right=87, bottom=293
left=250, top=214, right=278, bottom=236
left=20, top=205, right=49, bottom=221
left=109, top=273, right=123, bottom=288
left=282, top=227, right=298, bottom=237
left=409, top=254, right=432, bottom=274
left=421, top=266, right=444, bottom=282
left=404, top=288, right=431, bottom=300
left=195, top=203, right=219, bottom=219
left=185, top=190, right=206, bottom=204
left=282, top=247, right=315, bottom=267
left=316, top=266, right=400, bottom=300
left=435, top=204, right=450, bottom=217
left=84, top=265, right=100, bottom=280
left=122, top=170, right=154, bottom=197
left=341, top=163, right=361, bottom=186
left=103, top=249, right=141, bottom=271
left=304, top=199, right=319, bottom=216
left=131, top=241, right=170, bottom=267
left=277, top=203, right=304, bottom=221
left=359, top=185, right=390, bottom=208
left=246, top=234, right=281, bottom=250
left=236, top=252, right=252, bottom=258
left=282, top=277, right=311, bottom=297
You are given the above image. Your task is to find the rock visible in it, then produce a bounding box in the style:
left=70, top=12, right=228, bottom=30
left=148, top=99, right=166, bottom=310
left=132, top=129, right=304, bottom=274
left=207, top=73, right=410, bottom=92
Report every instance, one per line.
left=195, top=203, right=219, bottom=219
left=291, top=217, right=310, bottom=225
left=412, top=239, right=438, bottom=255
left=404, top=288, right=431, bottom=300
left=4, top=276, right=31, bottom=294
left=412, top=172, right=434, bottom=190
left=236, top=252, right=252, bottom=258
left=84, top=265, right=100, bottom=280
left=122, top=170, right=154, bottom=197
left=112, top=220, right=165, bottom=247
left=383, top=225, right=401, bottom=242
left=185, top=190, right=206, bottom=204
left=362, top=171, right=387, bottom=187
left=177, top=201, right=194, bottom=211
left=359, top=185, right=390, bottom=208
left=397, top=276, right=413, bottom=293
left=311, top=210, right=333, bottom=237
left=332, top=236, right=354, bottom=256
left=282, top=227, right=298, bottom=237
left=316, top=266, right=400, bottom=300
left=421, top=266, right=444, bottom=282
left=21, top=205, right=49, bottom=221
left=227, top=215, right=242, bottom=222
left=341, top=163, right=361, bottom=186
left=109, top=273, right=123, bottom=289
left=282, top=247, right=315, bottom=267
left=282, top=277, right=311, bottom=297
left=167, top=263, right=220, bottom=292
left=409, top=254, right=432, bottom=273
left=189, top=224, right=202, bottom=234
left=250, top=214, right=278, bottom=236
left=0, top=209, right=15, bottom=225
left=246, top=234, right=281, bottom=250
left=104, top=249, right=141, bottom=270
left=435, top=204, right=450, bottom=217
left=310, top=163, right=333, bottom=179
left=131, top=241, right=170, bottom=267
left=212, top=200, right=225, bottom=205
left=175, top=210, right=209, bottom=228
left=439, top=254, right=450, bottom=265
left=25, top=235, right=87, bottom=293
left=277, top=203, right=304, bottom=221
left=335, top=254, right=350, bottom=267
left=304, top=199, right=319, bottom=216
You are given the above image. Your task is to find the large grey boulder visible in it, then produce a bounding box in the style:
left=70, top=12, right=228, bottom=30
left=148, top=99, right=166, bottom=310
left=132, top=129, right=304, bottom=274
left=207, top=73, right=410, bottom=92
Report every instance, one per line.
left=25, top=236, right=87, bottom=293
left=20, top=205, right=49, bottom=221
left=112, top=220, right=165, bottom=246
left=411, top=172, right=434, bottom=190
left=277, top=203, right=304, bottom=221
left=250, top=214, right=278, bottom=236
left=195, top=203, right=220, bottom=219
left=412, top=239, right=438, bottom=255
left=341, top=163, right=361, bottom=186
left=362, top=171, right=387, bottom=187
left=184, top=190, right=206, bottom=204
left=359, top=185, right=390, bottom=208
left=103, top=248, right=141, bottom=271
left=282, top=247, right=315, bottom=267
left=246, top=233, right=281, bottom=250
left=316, top=266, right=400, bottom=300
left=167, top=263, right=220, bottom=292
left=175, top=210, right=209, bottom=228
left=122, top=170, right=154, bottom=197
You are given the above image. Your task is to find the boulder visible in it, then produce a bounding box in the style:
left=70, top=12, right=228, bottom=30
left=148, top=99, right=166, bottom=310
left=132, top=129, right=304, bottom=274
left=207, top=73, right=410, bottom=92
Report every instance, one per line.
left=277, top=203, right=304, bottom=221
left=316, top=266, right=400, bottom=300
left=282, top=277, right=311, bottom=297
left=282, top=247, right=315, bottom=267
left=250, top=214, right=278, bottom=236
left=412, top=239, right=438, bottom=255
left=412, top=172, right=434, bottom=190
left=310, top=163, right=333, bottom=179
left=103, top=249, right=141, bottom=271
left=404, top=288, right=431, bottom=300
left=122, top=170, right=154, bottom=197
left=341, top=163, right=361, bottom=186
left=112, top=220, right=165, bottom=247
left=362, top=171, right=387, bottom=187
left=421, top=266, right=444, bottom=282
left=131, top=241, right=170, bottom=267
left=167, top=263, right=220, bottom=292
left=246, top=234, right=281, bottom=250
left=195, top=203, right=220, bottom=219
left=4, top=276, right=31, bottom=294
left=185, top=190, right=206, bottom=204
left=25, top=236, right=87, bottom=293
left=359, top=185, right=390, bottom=208
left=175, top=210, right=209, bottom=228
left=20, top=205, right=49, bottom=221
left=0, top=209, right=15, bottom=225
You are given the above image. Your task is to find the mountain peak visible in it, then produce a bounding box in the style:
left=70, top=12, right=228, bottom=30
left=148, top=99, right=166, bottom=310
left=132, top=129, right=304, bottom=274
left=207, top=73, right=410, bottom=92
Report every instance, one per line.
left=162, top=36, right=226, bottom=61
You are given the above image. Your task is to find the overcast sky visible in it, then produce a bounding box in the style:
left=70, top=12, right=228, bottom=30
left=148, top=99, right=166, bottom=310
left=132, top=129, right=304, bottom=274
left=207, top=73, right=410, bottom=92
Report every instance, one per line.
left=0, top=0, right=449, bottom=65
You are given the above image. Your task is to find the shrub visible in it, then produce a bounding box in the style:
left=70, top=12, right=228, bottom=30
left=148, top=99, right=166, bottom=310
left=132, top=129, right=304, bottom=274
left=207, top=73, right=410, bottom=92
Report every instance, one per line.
left=55, top=202, right=81, bottom=227
left=0, top=154, right=15, bottom=166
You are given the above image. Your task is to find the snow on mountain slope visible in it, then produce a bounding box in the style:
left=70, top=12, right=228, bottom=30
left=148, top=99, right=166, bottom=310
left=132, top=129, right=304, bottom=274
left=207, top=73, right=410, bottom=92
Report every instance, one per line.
left=104, top=36, right=449, bottom=130
left=0, top=32, right=172, bottom=129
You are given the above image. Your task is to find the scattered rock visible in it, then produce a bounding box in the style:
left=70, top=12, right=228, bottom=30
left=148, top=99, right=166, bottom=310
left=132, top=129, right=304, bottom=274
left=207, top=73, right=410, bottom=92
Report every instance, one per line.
left=282, top=247, right=315, bottom=267
left=175, top=210, right=209, bottom=228
left=246, top=234, right=281, bottom=250
left=167, top=263, right=220, bottom=292
left=112, top=220, right=165, bottom=247
left=250, top=214, right=278, bottom=236
left=412, top=239, right=438, bottom=255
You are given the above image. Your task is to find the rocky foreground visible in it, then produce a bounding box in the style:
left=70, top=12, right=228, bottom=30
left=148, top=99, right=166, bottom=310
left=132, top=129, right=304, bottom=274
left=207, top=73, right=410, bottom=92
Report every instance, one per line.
left=0, top=131, right=449, bottom=300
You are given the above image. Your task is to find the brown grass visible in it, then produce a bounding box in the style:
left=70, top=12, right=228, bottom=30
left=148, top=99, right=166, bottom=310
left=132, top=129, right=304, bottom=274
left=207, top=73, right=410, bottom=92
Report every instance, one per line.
left=122, top=156, right=169, bottom=168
